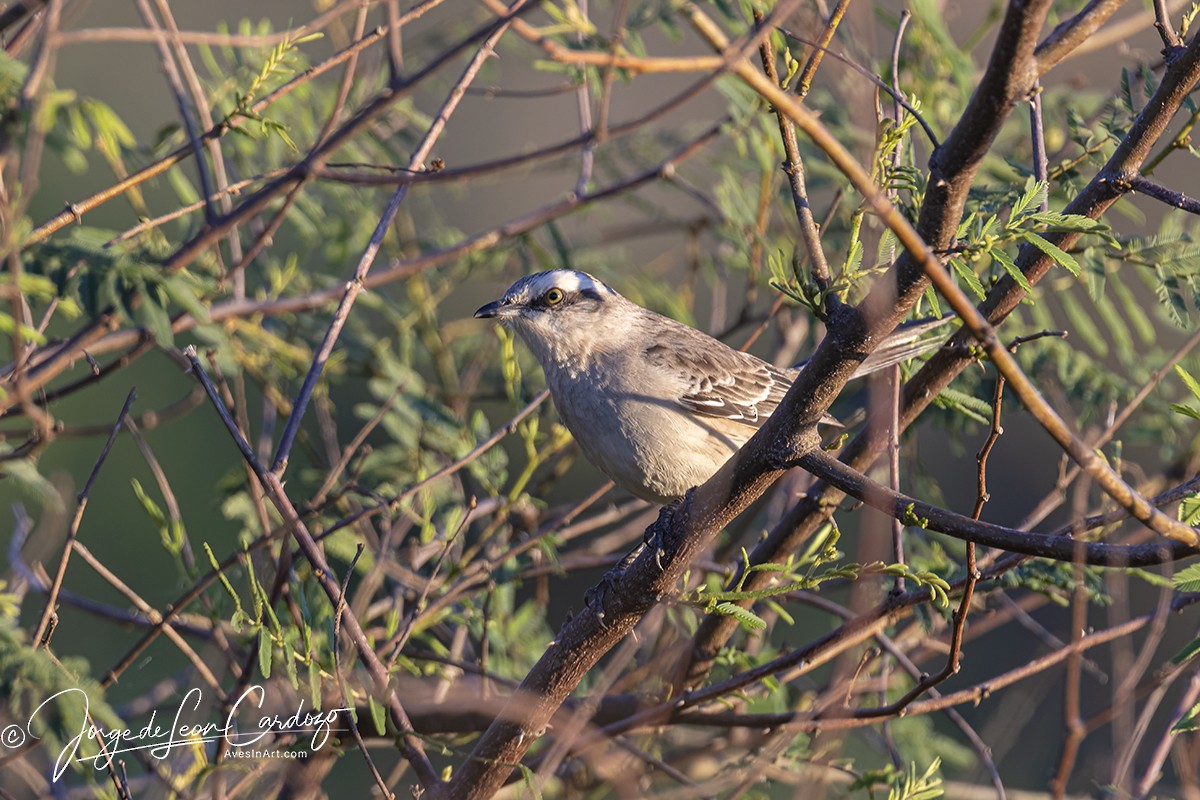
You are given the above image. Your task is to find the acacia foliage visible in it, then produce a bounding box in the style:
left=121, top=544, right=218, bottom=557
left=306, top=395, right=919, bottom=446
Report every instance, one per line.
left=1, top=2, right=1200, bottom=799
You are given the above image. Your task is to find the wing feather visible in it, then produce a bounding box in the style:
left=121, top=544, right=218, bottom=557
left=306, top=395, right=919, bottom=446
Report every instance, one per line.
left=644, top=331, right=793, bottom=429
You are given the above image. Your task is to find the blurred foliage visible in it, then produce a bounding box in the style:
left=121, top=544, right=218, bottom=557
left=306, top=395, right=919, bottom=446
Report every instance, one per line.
left=1, top=1, right=1199, bottom=798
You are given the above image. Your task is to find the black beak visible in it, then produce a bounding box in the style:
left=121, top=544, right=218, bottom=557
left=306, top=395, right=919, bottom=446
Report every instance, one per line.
left=474, top=300, right=519, bottom=319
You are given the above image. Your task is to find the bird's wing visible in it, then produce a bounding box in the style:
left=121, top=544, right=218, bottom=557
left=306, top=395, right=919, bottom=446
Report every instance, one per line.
left=644, top=328, right=791, bottom=428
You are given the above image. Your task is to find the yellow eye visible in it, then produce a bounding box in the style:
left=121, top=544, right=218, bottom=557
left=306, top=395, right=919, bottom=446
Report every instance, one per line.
left=545, top=288, right=565, bottom=305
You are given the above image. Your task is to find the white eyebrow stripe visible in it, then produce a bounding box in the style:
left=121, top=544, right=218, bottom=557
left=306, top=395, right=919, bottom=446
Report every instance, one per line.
left=528, top=270, right=606, bottom=297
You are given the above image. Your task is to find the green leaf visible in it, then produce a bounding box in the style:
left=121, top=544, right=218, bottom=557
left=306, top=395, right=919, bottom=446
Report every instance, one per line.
left=1126, top=568, right=1173, bottom=588
left=1170, top=403, right=1200, bottom=420
left=204, top=542, right=244, bottom=619
left=1180, top=493, right=1200, bottom=526
left=0, top=451, right=61, bottom=510
left=1060, top=296, right=1107, bottom=358
left=1170, top=635, right=1200, bottom=666
left=1011, top=178, right=1046, bottom=219
left=135, top=282, right=174, bottom=345
left=1175, top=365, right=1200, bottom=403
left=712, top=602, right=766, bottom=631
left=1025, top=211, right=1112, bottom=239
left=1172, top=701, right=1200, bottom=734
left=160, top=274, right=211, bottom=323
left=130, top=478, right=166, bottom=526
left=990, top=248, right=1033, bottom=293
left=258, top=628, right=273, bottom=678
left=1171, top=562, right=1200, bottom=593
left=308, top=659, right=322, bottom=708
left=1022, top=231, right=1081, bottom=276
left=931, top=386, right=992, bottom=424
left=282, top=640, right=299, bottom=689
left=368, top=696, right=387, bottom=736
left=949, top=258, right=986, bottom=300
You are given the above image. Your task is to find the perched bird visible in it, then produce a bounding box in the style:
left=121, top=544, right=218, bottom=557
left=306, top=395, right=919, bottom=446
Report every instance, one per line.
left=475, top=270, right=947, bottom=504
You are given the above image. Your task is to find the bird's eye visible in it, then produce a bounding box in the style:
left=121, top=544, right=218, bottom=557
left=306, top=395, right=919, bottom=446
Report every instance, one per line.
left=545, top=288, right=565, bottom=306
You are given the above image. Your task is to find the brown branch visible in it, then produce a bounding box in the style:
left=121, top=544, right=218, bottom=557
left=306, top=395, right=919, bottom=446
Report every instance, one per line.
left=30, top=388, right=135, bottom=645
left=1128, top=174, right=1200, bottom=214
left=1153, top=0, right=1184, bottom=50
left=1134, top=665, right=1200, bottom=796
left=776, top=27, right=940, bottom=148
left=27, top=0, right=446, bottom=244
left=333, top=543, right=394, bottom=800
left=50, top=0, right=378, bottom=48
left=181, top=346, right=440, bottom=789
left=1034, top=0, right=1126, bottom=72
left=794, top=0, right=852, bottom=101
left=271, top=0, right=527, bottom=473
left=133, top=0, right=217, bottom=225
left=679, top=1, right=1200, bottom=693
left=801, top=448, right=1195, bottom=566
left=754, top=12, right=831, bottom=291
left=1050, top=544, right=1092, bottom=799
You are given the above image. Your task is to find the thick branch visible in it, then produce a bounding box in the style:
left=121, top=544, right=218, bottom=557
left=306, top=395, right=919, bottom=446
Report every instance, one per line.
left=680, top=0, right=1200, bottom=690
left=799, top=449, right=1195, bottom=566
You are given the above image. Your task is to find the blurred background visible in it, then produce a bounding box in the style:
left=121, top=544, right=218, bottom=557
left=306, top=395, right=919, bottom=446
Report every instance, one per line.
left=4, top=0, right=1200, bottom=797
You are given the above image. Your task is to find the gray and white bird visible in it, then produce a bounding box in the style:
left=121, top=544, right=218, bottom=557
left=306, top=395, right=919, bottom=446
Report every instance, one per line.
left=475, top=270, right=946, bottom=504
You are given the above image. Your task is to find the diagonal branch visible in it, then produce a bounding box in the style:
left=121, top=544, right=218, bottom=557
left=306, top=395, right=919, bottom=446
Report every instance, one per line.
left=680, top=0, right=1200, bottom=692
left=181, top=346, right=440, bottom=790
left=799, top=449, right=1194, bottom=566
left=271, top=0, right=527, bottom=473
left=31, top=388, right=136, bottom=645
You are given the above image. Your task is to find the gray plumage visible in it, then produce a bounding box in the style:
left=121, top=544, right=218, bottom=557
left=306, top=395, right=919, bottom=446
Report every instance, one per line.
left=475, top=270, right=949, bottom=504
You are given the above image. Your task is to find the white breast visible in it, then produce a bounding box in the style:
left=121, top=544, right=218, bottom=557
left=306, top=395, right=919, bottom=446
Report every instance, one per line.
left=545, top=355, right=749, bottom=503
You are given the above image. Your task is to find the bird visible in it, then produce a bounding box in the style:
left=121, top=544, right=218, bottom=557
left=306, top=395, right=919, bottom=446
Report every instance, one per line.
left=475, top=269, right=948, bottom=504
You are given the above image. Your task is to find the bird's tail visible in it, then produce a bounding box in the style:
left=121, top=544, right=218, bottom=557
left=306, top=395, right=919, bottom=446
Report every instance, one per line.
left=851, top=315, right=955, bottom=378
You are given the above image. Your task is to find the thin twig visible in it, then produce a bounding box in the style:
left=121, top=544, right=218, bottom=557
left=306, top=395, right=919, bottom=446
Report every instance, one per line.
left=794, top=0, right=852, bottom=100
left=1133, top=663, right=1200, bottom=797
left=182, top=346, right=439, bottom=788
left=1030, top=82, right=1049, bottom=211
left=134, top=0, right=217, bottom=224
left=28, top=0, right=449, bottom=244
left=754, top=11, right=832, bottom=292
left=778, top=27, right=940, bottom=148
left=1153, top=0, right=1184, bottom=49
left=333, top=543, right=394, bottom=800
left=31, top=388, right=135, bottom=645
left=271, top=0, right=528, bottom=473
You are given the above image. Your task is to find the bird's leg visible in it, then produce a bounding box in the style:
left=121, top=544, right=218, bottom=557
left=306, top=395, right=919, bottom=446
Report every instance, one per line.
left=643, top=504, right=678, bottom=572
left=584, top=571, right=620, bottom=627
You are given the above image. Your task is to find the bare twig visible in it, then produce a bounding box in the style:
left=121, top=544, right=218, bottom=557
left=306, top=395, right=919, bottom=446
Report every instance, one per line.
left=1128, top=174, right=1200, bottom=213
left=1153, top=0, right=1184, bottom=50
left=31, top=388, right=135, bottom=645
left=333, top=543, right=394, bottom=800
left=182, top=346, right=439, bottom=789
left=754, top=12, right=832, bottom=292
left=271, top=0, right=527, bottom=473
left=1133, top=663, right=1200, bottom=797
left=794, top=0, right=852, bottom=100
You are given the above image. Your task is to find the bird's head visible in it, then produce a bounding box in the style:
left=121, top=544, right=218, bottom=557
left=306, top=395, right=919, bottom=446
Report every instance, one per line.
left=475, top=267, right=619, bottom=331
left=474, top=270, right=623, bottom=363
